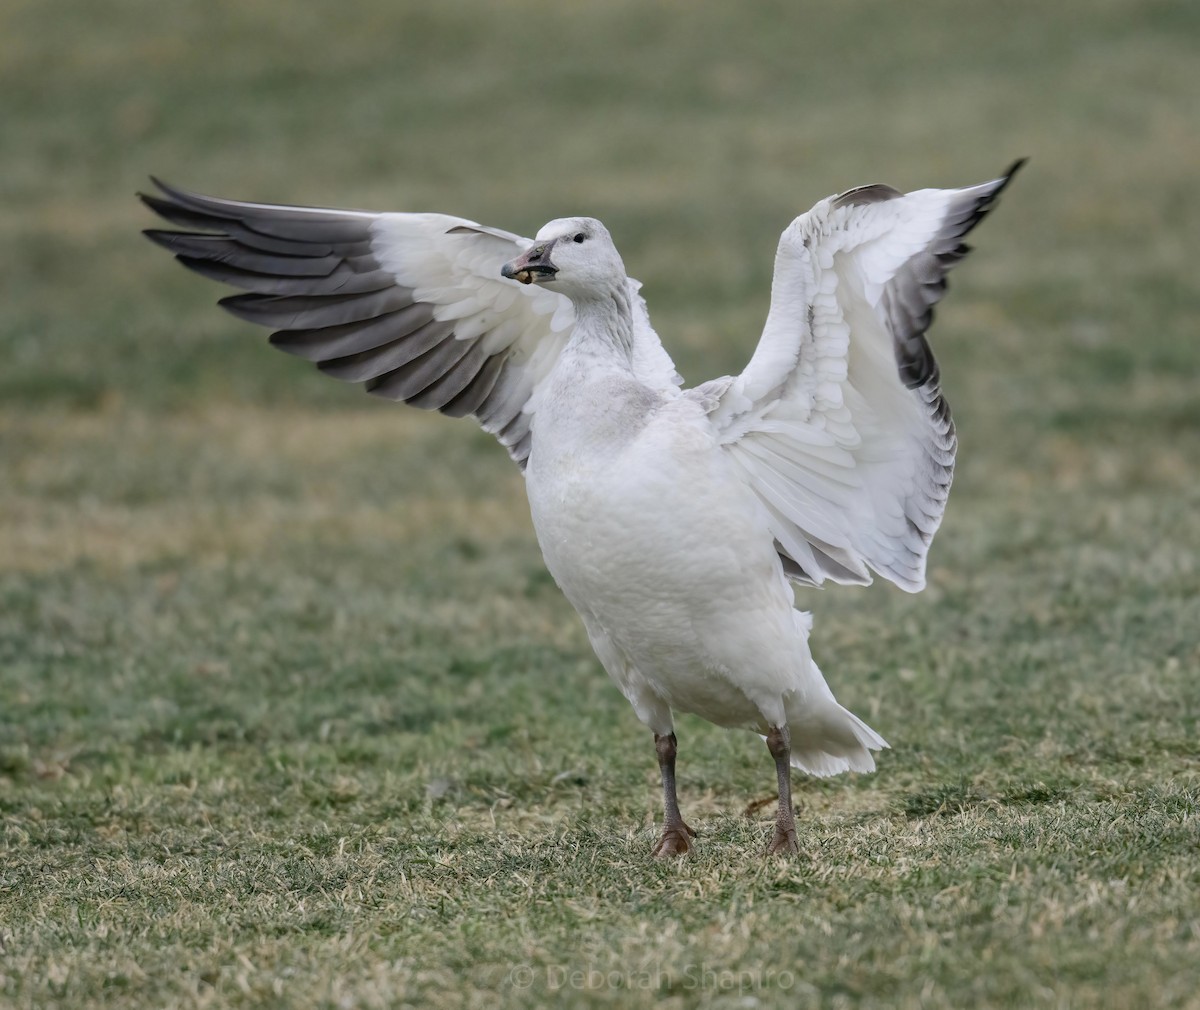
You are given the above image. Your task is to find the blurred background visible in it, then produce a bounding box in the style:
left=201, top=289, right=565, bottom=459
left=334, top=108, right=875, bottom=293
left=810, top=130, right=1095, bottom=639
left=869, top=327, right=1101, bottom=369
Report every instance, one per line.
left=4, top=0, right=1195, bottom=705
left=1, top=1, right=1197, bottom=1005
left=6, top=0, right=1196, bottom=402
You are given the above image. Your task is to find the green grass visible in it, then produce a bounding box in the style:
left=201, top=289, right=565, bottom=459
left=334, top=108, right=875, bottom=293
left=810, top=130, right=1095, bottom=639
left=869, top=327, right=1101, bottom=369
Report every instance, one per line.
left=2, top=1, right=1199, bottom=1007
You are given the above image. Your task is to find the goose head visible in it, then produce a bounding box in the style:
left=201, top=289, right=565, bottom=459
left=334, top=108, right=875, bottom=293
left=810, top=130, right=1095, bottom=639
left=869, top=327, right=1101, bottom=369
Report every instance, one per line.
left=501, top=217, right=627, bottom=302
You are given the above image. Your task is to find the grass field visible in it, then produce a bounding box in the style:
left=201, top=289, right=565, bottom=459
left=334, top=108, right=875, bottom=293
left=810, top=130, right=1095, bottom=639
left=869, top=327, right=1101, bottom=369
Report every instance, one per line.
left=2, top=1, right=1199, bottom=1007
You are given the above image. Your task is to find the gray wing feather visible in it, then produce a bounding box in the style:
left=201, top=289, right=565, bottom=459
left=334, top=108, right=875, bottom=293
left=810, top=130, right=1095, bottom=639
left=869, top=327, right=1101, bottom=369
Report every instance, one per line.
left=362, top=328, right=476, bottom=401
left=140, top=192, right=357, bottom=257
left=269, top=303, right=435, bottom=362
left=179, top=259, right=398, bottom=297
left=831, top=183, right=903, bottom=208
left=384, top=340, right=490, bottom=410
left=142, top=231, right=345, bottom=277
left=141, top=179, right=556, bottom=468
left=317, top=318, right=453, bottom=382
left=219, top=287, right=417, bottom=329
left=437, top=351, right=507, bottom=418
left=145, top=181, right=376, bottom=251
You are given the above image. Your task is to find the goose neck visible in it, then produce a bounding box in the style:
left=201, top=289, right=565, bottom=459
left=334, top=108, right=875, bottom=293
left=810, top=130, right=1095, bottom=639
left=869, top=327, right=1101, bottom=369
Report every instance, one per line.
left=568, top=285, right=635, bottom=366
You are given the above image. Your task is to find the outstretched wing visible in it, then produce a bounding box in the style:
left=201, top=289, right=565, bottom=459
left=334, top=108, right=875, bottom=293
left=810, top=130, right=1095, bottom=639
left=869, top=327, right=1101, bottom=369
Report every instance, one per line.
left=702, top=160, right=1024, bottom=591
left=141, top=180, right=679, bottom=468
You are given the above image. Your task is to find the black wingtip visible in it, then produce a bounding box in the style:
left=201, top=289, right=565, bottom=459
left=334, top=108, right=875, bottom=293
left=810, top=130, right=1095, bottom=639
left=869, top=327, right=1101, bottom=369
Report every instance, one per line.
left=965, top=158, right=1028, bottom=222
left=148, top=176, right=187, bottom=200
left=997, top=158, right=1028, bottom=191
left=141, top=227, right=175, bottom=248
left=139, top=191, right=169, bottom=213
left=140, top=176, right=182, bottom=205
left=142, top=177, right=232, bottom=217
left=140, top=186, right=193, bottom=218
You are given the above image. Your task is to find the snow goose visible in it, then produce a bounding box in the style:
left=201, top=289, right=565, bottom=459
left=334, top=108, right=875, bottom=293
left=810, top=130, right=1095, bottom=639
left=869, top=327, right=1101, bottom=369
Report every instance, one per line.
left=141, top=161, right=1023, bottom=855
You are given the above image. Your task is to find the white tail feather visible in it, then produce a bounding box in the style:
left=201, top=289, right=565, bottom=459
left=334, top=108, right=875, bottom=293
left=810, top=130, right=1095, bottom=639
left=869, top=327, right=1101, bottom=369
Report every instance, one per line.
left=787, top=703, right=889, bottom=777
left=769, top=646, right=891, bottom=780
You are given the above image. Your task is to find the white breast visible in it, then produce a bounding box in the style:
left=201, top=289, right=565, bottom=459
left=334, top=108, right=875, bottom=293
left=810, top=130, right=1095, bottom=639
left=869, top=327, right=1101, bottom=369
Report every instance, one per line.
left=526, top=362, right=807, bottom=730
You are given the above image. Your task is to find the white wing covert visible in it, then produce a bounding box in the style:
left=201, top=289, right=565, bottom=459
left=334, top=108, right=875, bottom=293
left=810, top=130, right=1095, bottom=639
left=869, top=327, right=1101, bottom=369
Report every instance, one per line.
left=703, top=161, right=1024, bottom=591
left=141, top=180, right=680, bottom=468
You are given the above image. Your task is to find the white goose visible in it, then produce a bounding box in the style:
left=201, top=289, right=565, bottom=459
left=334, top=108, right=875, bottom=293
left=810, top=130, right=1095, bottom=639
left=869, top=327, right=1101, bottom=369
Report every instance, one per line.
left=143, top=161, right=1022, bottom=855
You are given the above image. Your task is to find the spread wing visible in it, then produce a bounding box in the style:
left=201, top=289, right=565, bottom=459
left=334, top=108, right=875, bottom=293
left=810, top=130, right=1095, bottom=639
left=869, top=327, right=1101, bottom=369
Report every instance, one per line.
left=701, top=161, right=1024, bottom=591
left=141, top=180, right=679, bottom=468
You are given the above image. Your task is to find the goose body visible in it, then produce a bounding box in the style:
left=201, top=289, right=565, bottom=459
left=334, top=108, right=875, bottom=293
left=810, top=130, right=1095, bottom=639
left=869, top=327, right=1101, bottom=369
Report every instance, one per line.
left=142, top=162, right=1022, bottom=854
left=527, top=312, right=883, bottom=775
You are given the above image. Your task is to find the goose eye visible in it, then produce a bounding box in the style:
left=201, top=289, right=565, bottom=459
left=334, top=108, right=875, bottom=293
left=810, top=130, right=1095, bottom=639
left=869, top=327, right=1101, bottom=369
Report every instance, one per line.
left=573, top=233, right=586, bottom=244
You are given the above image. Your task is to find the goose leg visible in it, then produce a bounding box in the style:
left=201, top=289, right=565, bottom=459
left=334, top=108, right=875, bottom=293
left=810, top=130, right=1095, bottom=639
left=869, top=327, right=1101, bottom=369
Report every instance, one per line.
left=765, top=725, right=800, bottom=854
left=651, top=732, right=696, bottom=857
